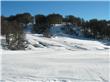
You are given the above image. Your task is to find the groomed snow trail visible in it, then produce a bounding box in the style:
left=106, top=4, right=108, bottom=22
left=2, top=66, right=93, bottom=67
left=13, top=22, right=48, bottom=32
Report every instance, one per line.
left=1, top=34, right=110, bottom=82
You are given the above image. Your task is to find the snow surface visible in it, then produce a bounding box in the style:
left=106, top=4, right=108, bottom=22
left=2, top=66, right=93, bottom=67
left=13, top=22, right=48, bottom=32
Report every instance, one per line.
left=1, top=33, right=110, bottom=82
left=1, top=24, right=110, bottom=82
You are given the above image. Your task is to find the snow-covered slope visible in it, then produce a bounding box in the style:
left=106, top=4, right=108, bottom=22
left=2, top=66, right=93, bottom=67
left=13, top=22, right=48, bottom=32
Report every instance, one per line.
left=50, top=24, right=81, bottom=37
left=26, top=33, right=110, bottom=51
left=1, top=33, right=110, bottom=82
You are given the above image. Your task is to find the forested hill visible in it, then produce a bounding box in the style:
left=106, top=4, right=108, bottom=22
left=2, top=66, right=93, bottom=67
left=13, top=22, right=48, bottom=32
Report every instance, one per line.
left=1, top=13, right=110, bottom=50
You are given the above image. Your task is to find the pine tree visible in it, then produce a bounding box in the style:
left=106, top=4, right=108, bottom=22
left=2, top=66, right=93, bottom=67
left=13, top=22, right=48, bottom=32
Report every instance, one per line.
left=47, top=13, right=63, bottom=25
left=16, top=13, right=32, bottom=28
left=1, top=19, right=27, bottom=50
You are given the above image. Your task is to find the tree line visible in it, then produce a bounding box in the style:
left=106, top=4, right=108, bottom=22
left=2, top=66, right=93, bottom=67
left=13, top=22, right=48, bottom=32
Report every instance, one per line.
left=82, top=19, right=110, bottom=39
left=1, top=13, right=110, bottom=50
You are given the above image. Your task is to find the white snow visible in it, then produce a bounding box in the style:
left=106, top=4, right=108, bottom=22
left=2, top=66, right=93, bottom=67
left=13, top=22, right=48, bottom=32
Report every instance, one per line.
left=26, top=34, right=110, bottom=51
left=1, top=33, right=110, bottom=82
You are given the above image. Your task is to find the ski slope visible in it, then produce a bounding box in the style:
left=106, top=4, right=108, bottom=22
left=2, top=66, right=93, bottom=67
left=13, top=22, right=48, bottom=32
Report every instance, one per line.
left=1, top=33, right=110, bottom=82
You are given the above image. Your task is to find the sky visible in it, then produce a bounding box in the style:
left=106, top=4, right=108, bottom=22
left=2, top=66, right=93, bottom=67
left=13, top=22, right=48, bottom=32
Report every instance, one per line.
left=1, top=1, right=110, bottom=20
